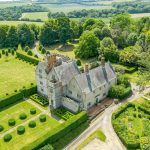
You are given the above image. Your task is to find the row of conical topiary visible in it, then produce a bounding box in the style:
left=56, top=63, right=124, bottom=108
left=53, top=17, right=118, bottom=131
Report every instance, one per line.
left=3, top=114, right=47, bottom=142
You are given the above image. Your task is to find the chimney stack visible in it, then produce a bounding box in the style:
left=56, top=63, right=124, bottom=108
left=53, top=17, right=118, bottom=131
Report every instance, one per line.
left=47, top=54, right=57, bottom=67
left=84, top=63, right=89, bottom=73
left=101, top=57, right=105, bottom=67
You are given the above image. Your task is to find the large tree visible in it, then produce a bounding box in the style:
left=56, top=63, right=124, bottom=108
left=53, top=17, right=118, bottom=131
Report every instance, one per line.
left=99, top=37, right=119, bottom=63
left=39, top=20, right=58, bottom=46
left=75, top=31, right=99, bottom=59
left=6, top=26, right=18, bottom=48
left=18, top=24, right=35, bottom=47
left=0, top=25, right=8, bottom=48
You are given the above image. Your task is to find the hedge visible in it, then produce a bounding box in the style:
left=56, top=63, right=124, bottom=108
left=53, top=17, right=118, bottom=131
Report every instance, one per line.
left=16, top=51, right=39, bottom=65
left=21, top=111, right=88, bottom=150
left=0, top=86, right=37, bottom=109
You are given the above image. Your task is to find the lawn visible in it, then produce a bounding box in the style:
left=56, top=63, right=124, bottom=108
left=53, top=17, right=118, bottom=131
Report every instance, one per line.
left=0, top=115, right=60, bottom=150
left=112, top=99, right=150, bottom=149
left=131, top=13, right=150, bottom=18
left=75, top=129, right=106, bottom=150
left=0, top=21, right=43, bottom=26
left=0, top=56, right=35, bottom=99
left=21, top=12, right=49, bottom=21
left=0, top=100, right=41, bottom=134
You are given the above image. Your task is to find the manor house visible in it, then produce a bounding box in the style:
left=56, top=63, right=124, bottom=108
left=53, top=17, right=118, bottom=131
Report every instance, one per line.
left=36, top=54, right=116, bottom=113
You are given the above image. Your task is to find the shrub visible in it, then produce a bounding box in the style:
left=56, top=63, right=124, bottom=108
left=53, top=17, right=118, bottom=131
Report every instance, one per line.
left=90, top=61, right=99, bottom=69
left=4, top=134, right=12, bottom=142
left=2, top=49, right=5, bottom=54
left=8, top=119, right=16, bottom=126
left=17, top=126, right=25, bottom=135
left=39, top=44, right=43, bottom=51
left=76, top=59, right=81, bottom=66
left=28, top=121, right=36, bottom=128
left=14, top=89, right=17, bottom=92
left=8, top=48, right=11, bottom=53
left=39, top=114, right=46, bottom=122
left=27, top=50, right=33, bottom=56
left=41, top=47, right=46, bottom=54
left=19, top=113, right=27, bottom=120
left=117, top=75, right=130, bottom=88
left=0, top=125, right=4, bottom=132
left=24, top=46, right=30, bottom=52
left=0, top=53, right=1, bottom=58
left=30, top=108, right=36, bottom=115
left=138, top=113, right=142, bottom=118
left=5, top=51, right=8, bottom=56
left=11, top=50, right=15, bottom=55
left=34, top=55, right=38, bottom=58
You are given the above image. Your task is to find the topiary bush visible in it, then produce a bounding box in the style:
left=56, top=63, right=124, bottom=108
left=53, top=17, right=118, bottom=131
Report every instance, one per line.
left=39, top=114, right=46, bottom=122
left=19, top=113, right=27, bottom=120
left=30, top=108, right=36, bottom=115
left=27, top=50, right=33, bottom=56
left=28, top=121, right=36, bottom=128
left=17, top=126, right=25, bottom=135
left=4, top=134, right=12, bottom=142
left=76, top=59, right=81, bottom=66
left=8, top=119, right=16, bottom=126
left=0, top=125, right=4, bottom=132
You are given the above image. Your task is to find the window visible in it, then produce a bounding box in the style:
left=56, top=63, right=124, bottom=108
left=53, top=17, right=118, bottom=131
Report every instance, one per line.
left=77, top=94, right=81, bottom=98
left=39, top=75, right=42, bottom=79
left=41, top=88, right=44, bottom=92
left=69, top=90, right=72, bottom=95
left=40, top=81, right=43, bottom=85
left=51, top=100, right=53, bottom=106
left=103, top=93, right=106, bottom=97
left=39, top=69, right=42, bottom=73
left=88, top=102, right=91, bottom=107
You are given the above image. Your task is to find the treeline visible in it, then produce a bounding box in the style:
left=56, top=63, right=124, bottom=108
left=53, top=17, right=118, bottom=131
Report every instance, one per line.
left=48, top=9, right=125, bottom=18
left=0, top=4, right=48, bottom=21
left=113, top=2, right=150, bottom=14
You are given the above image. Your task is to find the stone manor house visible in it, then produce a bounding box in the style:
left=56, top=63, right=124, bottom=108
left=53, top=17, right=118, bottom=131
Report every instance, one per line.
left=36, top=54, right=116, bottom=113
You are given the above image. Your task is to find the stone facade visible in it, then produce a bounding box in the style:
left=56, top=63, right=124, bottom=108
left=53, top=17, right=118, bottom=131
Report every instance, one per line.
left=36, top=54, right=117, bottom=113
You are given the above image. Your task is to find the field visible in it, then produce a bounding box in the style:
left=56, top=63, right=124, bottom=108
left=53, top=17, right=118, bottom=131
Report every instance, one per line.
left=0, top=55, right=35, bottom=99
left=21, top=12, right=49, bottom=21
left=0, top=21, right=43, bottom=26
left=112, top=98, right=150, bottom=149
left=0, top=99, right=60, bottom=150
left=0, top=2, right=28, bottom=8
left=75, top=129, right=106, bottom=150
left=131, top=13, right=150, bottom=18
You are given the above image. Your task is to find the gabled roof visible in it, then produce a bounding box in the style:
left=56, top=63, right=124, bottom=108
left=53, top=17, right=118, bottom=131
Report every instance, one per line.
left=74, top=62, right=116, bottom=93
left=53, top=61, right=80, bottom=86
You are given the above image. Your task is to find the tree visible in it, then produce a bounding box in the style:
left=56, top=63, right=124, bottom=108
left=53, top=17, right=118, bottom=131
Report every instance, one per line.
left=0, top=25, right=8, bottom=48
left=6, top=26, right=18, bottom=48
left=57, top=18, right=72, bottom=44
left=100, top=27, right=111, bottom=39
left=39, top=20, right=58, bottom=46
left=29, top=24, right=40, bottom=40
left=127, top=33, right=138, bottom=46
left=75, top=31, right=99, bottom=59
left=99, top=37, right=119, bottom=63
left=18, top=24, right=35, bottom=47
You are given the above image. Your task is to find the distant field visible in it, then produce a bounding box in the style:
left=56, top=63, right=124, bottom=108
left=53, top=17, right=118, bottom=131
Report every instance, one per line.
left=21, top=12, right=49, bottom=21
left=0, top=21, right=43, bottom=26
left=0, top=2, right=28, bottom=8
left=39, top=3, right=113, bottom=13
left=131, top=13, right=150, bottom=18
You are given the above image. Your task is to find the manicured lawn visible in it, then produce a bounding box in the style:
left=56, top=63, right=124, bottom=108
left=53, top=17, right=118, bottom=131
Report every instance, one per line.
left=0, top=56, right=35, bottom=99
left=0, top=21, right=43, bottom=26
left=0, top=115, right=60, bottom=150
left=75, top=129, right=106, bottom=150
left=0, top=100, right=41, bottom=134
left=21, top=12, right=48, bottom=21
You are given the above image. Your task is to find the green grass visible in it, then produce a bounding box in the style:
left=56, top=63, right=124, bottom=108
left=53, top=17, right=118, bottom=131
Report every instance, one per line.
left=21, top=12, right=48, bottom=21
left=0, top=115, right=60, bottom=150
left=75, top=129, right=106, bottom=150
left=131, top=13, right=150, bottom=18
left=0, top=100, right=41, bottom=134
left=0, top=2, right=28, bottom=8
left=0, top=21, right=43, bottom=26
left=0, top=55, right=35, bottom=99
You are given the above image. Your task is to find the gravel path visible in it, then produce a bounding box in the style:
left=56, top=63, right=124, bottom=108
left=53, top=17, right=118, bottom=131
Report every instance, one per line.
left=32, top=41, right=43, bottom=59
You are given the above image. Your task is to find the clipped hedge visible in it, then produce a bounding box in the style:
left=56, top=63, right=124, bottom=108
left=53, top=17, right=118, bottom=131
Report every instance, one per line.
left=30, top=108, right=36, bottom=115
left=28, top=121, right=36, bottom=128
left=4, top=134, right=12, bottom=142
left=22, top=111, right=88, bottom=150
left=8, top=119, right=16, bottom=126
left=19, top=113, right=27, bottom=120
left=17, top=126, right=25, bottom=135
left=16, top=51, right=39, bottom=65
left=0, top=85, right=37, bottom=109
left=39, top=114, right=46, bottom=122
left=0, top=125, right=4, bottom=132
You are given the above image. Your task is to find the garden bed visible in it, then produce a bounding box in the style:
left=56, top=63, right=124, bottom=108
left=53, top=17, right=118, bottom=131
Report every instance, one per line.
left=30, top=94, right=49, bottom=106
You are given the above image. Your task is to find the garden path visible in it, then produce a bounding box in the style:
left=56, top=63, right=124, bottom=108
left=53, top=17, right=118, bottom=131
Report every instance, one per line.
left=32, top=41, right=43, bottom=59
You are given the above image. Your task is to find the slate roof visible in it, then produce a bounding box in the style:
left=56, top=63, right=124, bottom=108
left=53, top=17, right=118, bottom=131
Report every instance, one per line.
left=74, top=62, right=116, bottom=93
left=53, top=61, right=80, bottom=86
